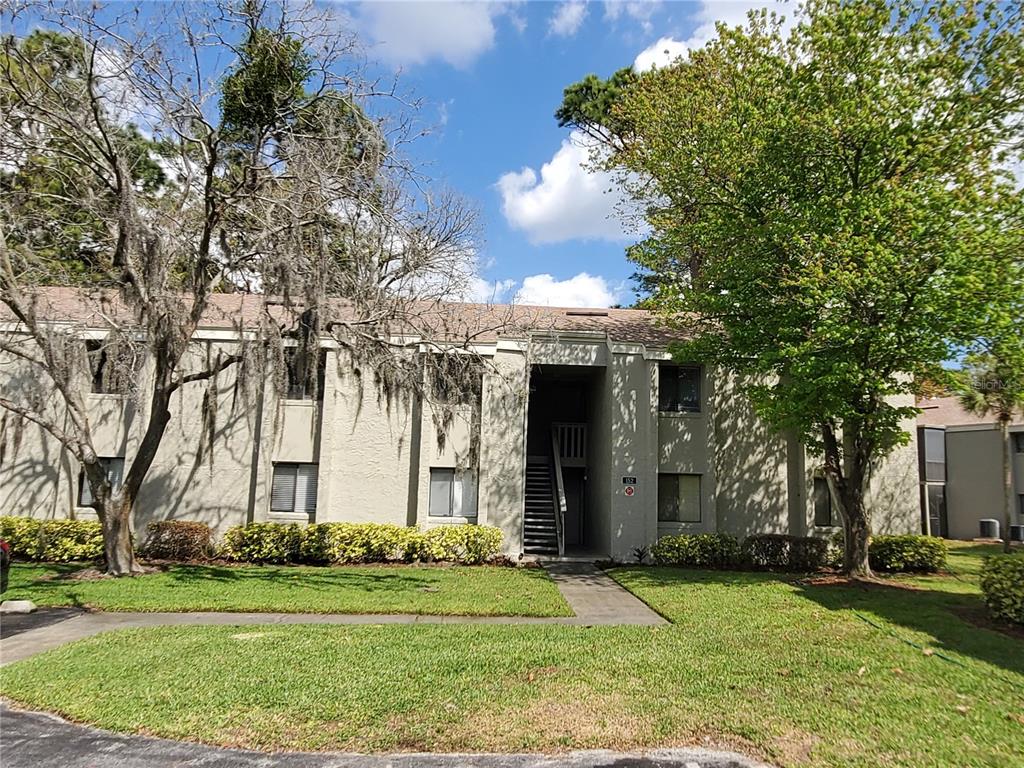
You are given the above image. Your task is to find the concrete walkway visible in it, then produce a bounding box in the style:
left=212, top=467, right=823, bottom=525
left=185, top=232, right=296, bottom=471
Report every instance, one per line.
left=0, top=563, right=665, bottom=665
left=0, top=704, right=774, bottom=768
left=542, top=561, right=667, bottom=626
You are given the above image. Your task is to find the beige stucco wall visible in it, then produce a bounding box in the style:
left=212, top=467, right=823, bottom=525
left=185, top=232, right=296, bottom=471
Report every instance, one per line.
left=476, top=347, right=528, bottom=553
left=1, top=328, right=923, bottom=555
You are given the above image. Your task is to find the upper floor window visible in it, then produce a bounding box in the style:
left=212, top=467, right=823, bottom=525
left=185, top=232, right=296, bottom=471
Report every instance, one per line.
left=922, top=428, right=945, bottom=483
left=284, top=348, right=325, bottom=401
left=430, top=356, right=483, bottom=406
left=78, top=457, right=125, bottom=507
left=659, top=364, right=701, bottom=413
left=270, top=462, right=318, bottom=516
left=86, top=340, right=109, bottom=394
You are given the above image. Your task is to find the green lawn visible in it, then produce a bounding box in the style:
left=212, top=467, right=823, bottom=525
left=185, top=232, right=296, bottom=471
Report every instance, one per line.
left=2, top=563, right=571, bottom=617
left=2, top=548, right=1022, bottom=767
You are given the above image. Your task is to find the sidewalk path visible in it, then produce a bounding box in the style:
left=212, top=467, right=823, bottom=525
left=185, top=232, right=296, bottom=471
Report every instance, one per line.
left=0, top=563, right=664, bottom=665
left=0, top=704, right=773, bottom=768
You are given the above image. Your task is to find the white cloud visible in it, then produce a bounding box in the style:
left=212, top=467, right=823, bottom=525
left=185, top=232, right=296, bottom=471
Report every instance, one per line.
left=603, top=1, right=661, bottom=32
left=633, top=1, right=792, bottom=71
left=463, top=276, right=517, bottom=303
left=356, top=1, right=514, bottom=68
left=514, top=273, right=621, bottom=307
left=549, top=1, right=588, bottom=38
left=496, top=131, right=634, bottom=244
left=633, top=36, right=688, bottom=71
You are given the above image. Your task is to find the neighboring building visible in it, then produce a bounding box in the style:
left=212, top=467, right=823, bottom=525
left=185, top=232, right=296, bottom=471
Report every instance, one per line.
left=917, top=396, right=1024, bottom=540
left=0, top=289, right=921, bottom=560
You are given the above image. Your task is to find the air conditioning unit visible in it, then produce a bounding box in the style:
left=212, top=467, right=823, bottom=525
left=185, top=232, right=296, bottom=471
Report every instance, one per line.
left=1010, top=524, right=1024, bottom=543
left=979, top=519, right=1000, bottom=539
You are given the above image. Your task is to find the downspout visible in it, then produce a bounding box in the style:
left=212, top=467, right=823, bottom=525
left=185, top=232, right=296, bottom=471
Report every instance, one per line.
left=244, top=377, right=266, bottom=526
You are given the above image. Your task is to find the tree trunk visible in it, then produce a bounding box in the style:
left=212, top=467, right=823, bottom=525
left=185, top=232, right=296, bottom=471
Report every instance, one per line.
left=841, top=501, right=872, bottom=578
left=1000, top=419, right=1013, bottom=554
left=822, top=423, right=873, bottom=579
left=100, top=494, right=140, bottom=576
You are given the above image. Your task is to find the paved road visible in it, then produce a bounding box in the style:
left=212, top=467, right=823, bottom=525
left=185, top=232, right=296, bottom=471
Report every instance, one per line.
left=0, top=705, right=773, bottom=768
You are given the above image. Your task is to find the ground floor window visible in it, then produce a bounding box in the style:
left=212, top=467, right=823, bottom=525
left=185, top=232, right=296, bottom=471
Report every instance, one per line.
left=78, top=457, right=125, bottom=507
left=658, top=473, right=701, bottom=523
left=429, top=468, right=477, bottom=518
left=813, top=477, right=835, bottom=527
left=271, top=463, right=318, bottom=516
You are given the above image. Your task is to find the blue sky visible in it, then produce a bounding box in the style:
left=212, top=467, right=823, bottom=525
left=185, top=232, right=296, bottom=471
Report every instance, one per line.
left=342, top=1, right=788, bottom=306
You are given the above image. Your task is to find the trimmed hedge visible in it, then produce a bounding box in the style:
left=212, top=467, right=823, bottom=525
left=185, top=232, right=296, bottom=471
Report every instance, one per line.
left=980, top=555, right=1024, bottom=625
left=651, top=533, right=740, bottom=568
left=222, top=521, right=503, bottom=565
left=420, top=525, right=503, bottom=565
left=742, top=534, right=829, bottom=572
left=141, top=521, right=212, bottom=561
left=220, top=522, right=302, bottom=564
left=0, top=516, right=104, bottom=562
left=868, top=534, right=947, bottom=573
left=826, top=532, right=948, bottom=573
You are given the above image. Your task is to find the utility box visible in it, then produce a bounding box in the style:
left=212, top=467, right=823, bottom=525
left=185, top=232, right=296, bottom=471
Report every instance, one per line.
left=979, top=519, right=1000, bottom=539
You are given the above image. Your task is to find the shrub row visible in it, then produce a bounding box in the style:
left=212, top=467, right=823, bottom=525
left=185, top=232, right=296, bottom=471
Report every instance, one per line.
left=651, top=531, right=947, bottom=573
left=651, top=533, right=741, bottom=568
left=867, top=534, right=947, bottom=573
left=220, top=521, right=503, bottom=565
left=742, top=534, right=830, bottom=572
left=0, top=516, right=104, bottom=562
left=980, top=555, right=1024, bottom=625
left=141, top=521, right=213, bottom=561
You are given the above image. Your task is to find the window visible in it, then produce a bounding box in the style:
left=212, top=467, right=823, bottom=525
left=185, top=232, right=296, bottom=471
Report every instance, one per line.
left=430, top=356, right=483, bottom=406
left=78, top=457, right=125, bottom=507
left=1014, top=433, right=1024, bottom=454
left=658, top=474, right=701, bottom=523
left=658, top=365, right=701, bottom=413
left=428, top=468, right=478, bottom=518
left=284, top=348, right=325, bottom=400
left=270, top=463, right=318, bottom=515
left=922, top=428, right=946, bottom=482
left=813, top=477, right=834, bottom=527
left=86, top=340, right=108, bottom=394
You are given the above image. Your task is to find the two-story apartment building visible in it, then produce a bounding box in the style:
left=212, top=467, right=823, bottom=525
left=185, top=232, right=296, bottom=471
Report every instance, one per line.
left=0, top=289, right=921, bottom=559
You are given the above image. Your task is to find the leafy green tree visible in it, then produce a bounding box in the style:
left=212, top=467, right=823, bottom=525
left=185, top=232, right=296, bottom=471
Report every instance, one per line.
left=559, top=0, right=1024, bottom=576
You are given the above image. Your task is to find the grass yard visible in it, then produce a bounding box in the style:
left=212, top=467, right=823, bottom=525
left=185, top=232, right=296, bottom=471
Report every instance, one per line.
left=2, top=546, right=1022, bottom=767
left=1, top=563, right=571, bottom=617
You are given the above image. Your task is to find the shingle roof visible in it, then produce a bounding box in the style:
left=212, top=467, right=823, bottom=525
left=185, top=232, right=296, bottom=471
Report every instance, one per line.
left=916, top=395, right=1024, bottom=428
left=1, top=286, right=683, bottom=346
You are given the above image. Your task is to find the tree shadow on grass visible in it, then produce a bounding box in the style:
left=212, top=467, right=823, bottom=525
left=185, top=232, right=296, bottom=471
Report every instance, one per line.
left=793, top=580, right=1024, bottom=678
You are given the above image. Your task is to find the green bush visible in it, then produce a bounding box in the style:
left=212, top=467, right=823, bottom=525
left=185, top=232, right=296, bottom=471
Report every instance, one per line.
left=224, top=522, right=504, bottom=565
left=742, top=534, right=829, bottom=571
left=0, top=516, right=104, bottom=562
left=980, top=555, right=1024, bottom=625
left=868, top=534, right=947, bottom=573
left=651, top=533, right=740, bottom=568
left=141, top=521, right=212, bottom=561
left=298, top=523, right=334, bottom=564
left=420, top=525, right=503, bottom=564
left=220, top=523, right=302, bottom=564
left=322, top=523, right=421, bottom=564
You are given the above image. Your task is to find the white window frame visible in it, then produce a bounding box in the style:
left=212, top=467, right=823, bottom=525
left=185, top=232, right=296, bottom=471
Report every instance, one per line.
left=428, top=468, right=478, bottom=520
left=78, top=457, right=125, bottom=507
left=270, top=462, right=318, bottom=516
left=657, top=473, right=701, bottom=523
